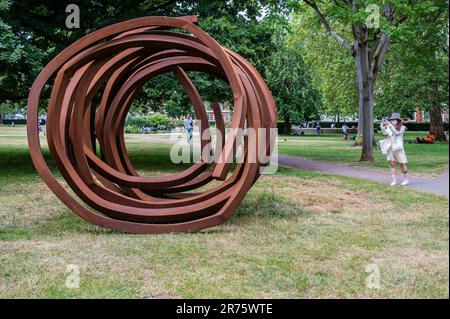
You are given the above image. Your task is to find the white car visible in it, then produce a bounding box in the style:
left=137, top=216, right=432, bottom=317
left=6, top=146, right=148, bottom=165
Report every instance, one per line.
left=12, top=114, right=25, bottom=120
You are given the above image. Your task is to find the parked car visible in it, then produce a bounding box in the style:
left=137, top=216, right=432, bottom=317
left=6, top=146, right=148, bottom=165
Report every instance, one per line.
left=12, top=113, right=25, bottom=120
left=291, top=124, right=306, bottom=136
left=141, top=126, right=156, bottom=134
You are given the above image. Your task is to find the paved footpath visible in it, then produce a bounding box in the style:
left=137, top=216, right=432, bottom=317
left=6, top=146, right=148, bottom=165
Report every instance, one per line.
left=278, top=155, right=449, bottom=196
left=126, top=134, right=449, bottom=196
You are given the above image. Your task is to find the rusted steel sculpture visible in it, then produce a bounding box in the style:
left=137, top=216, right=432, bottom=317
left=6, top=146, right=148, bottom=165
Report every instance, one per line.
left=27, top=16, right=277, bottom=233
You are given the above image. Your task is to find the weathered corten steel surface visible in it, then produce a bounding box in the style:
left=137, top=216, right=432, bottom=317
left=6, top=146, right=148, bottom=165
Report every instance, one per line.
left=27, top=16, right=277, bottom=233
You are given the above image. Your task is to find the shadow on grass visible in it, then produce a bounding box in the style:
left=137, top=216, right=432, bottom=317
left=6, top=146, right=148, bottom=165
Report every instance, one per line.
left=1, top=188, right=312, bottom=241
left=0, top=211, right=115, bottom=241
left=236, top=190, right=310, bottom=219
left=0, top=141, right=311, bottom=240
left=0, top=145, right=51, bottom=179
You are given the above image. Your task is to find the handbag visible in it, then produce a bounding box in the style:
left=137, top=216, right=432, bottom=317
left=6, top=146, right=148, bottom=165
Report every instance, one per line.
left=392, top=138, right=403, bottom=151
left=379, top=138, right=391, bottom=155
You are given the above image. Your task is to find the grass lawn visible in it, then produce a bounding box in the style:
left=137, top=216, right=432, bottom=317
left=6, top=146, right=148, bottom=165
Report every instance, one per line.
left=278, top=132, right=449, bottom=176
left=0, top=126, right=448, bottom=298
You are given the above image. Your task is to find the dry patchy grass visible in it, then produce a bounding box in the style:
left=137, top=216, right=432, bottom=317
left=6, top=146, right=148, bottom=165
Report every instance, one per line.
left=0, top=126, right=448, bottom=298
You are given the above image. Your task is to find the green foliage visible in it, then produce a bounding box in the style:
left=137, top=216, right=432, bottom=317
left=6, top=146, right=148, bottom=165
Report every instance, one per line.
left=124, top=115, right=149, bottom=130
left=130, top=73, right=192, bottom=117
left=124, top=113, right=173, bottom=133
left=0, top=0, right=47, bottom=103
left=266, top=30, right=322, bottom=124
left=0, top=100, right=26, bottom=116
left=124, top=125, right=141, bottom=134
left=198, top=15, right=277, bottom=78
left=1, top=0, right=447, bottom=129
left=128, top=13, right=279, bottom=116
left=145, top=113, right=172, bottom=130
left=171, top=118, right=184, bottom=128
left=288, top=0, right=449, bottom=123
left=0, top=0, right=288, bottom=112
left=375, top=0, right=449, bottom=118
left=290, top=13, right=358, bottom=119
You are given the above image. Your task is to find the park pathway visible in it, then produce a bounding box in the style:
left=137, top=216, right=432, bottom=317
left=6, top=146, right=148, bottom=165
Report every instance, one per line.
left=278, top=155, right=449, bottom=196
left=126, top=134, right=449, bottom=196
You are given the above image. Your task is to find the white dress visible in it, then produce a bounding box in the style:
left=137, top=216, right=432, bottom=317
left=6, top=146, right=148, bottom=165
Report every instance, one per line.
left=381, top=123, right=408, bottom=163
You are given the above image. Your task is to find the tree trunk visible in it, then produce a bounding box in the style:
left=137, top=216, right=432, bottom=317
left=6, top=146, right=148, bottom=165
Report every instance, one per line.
left=429, top=53, right=447, bottom=142
left=354, top=27, right=375, bottom=160
left=360, top=80, right=375, bottom=160
left=283, top=115, right=291, bottom=135
left=303, top=1, right=390, bottom=160
left=429, top=104, right=446, bottom=141
left=355, top=45, right=364, bottom=137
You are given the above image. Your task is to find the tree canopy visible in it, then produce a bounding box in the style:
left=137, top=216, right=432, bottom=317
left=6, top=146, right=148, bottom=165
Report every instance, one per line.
left=266, top=28, right=322, bottom=131
left=0, top=0, right=448, bottom=144
left=0, top=0, right=288, bottom=112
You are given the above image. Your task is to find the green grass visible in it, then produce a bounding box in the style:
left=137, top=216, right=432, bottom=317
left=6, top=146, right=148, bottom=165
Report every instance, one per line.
left=278, top=132, right=449, bottom=175
left=0, top=125, right=448, bottom=298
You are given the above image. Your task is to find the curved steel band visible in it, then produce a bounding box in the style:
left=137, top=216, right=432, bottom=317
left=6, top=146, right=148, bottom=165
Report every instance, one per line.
left=27, top=16, right=277, bottom=233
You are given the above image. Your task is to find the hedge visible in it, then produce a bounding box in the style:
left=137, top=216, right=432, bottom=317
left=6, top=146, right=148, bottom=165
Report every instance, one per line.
left=277, top=121, right=358, bottom=134
left=124, top=114, right=173, bottom=132
left=319, top=121, right=359, bottom=128
left=277, top=121, right=448, bottom=134
left=1, top=119, right=27, bottom=125
left=403, top=122, right=449, bottom=131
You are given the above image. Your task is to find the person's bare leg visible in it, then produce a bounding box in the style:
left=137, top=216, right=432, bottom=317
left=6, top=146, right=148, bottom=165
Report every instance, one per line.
left=400, top=163, right=409, bottom=185
left=390, top=161, right=397, bottom=186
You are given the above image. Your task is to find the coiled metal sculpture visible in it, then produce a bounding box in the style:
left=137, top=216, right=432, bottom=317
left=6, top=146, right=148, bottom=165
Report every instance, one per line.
left=27, top=16, right=277, bottom=233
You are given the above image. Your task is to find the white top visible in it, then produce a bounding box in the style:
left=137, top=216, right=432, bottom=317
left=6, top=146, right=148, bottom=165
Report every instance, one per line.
left=342, top=125, right=348, bottom=133
left=381, top=122, right=405, bottom=151
left=184, top=118, right=193, bottom=129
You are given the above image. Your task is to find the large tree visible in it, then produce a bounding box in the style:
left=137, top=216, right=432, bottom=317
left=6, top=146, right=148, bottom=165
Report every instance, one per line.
left=291, top=13, right=358, bottom=123
left=266, top=31, right=322, bottom=134
left=405, top=0, right=448, bottom=141
left=374, top=1, right=448, bottom=142
left=292, top=1, right=409, bottom=161
left=0, top=0, right=288, bottom=113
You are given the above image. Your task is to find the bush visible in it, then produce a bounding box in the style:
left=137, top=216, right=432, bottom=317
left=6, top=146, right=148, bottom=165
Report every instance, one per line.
left=125, top=115, right=148, bottom=129
left=171, top=118, right=184, bottom=128
left=145, top=114, right=173, bottom=131
left=124, top=113, right=174, bottom=132
left=124, top=125, right=141, bottom=134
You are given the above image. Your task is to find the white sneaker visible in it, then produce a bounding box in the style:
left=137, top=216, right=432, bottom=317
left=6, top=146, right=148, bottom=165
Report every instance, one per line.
left=401, top=179, right=409, bottom=186
left=390, top=180, right=397, bottom=186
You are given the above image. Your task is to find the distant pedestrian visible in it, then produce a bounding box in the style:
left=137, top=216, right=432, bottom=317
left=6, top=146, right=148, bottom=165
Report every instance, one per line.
left=38, top=118, right=46, bottom=136
left=316, top=122, right=321, bottom=137
left=380, top=113, right=409, bottom=186
left=342, top=124, right=349, bottom=140
left=184, top=114, right=194, bottom=143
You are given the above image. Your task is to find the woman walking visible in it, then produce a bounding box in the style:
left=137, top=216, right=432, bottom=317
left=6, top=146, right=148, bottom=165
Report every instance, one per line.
left=184, top=114, right=194, bottom=144
left=380, top=113, right=409, bottom=186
